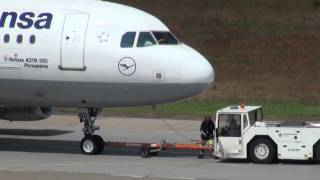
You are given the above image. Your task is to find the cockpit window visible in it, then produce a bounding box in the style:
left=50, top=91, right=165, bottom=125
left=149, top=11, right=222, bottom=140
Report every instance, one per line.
left=152, top=31, right=179, bottom=45
left=137, top=32, right=156, bottom=47
left=121, top=32, right=136, bottom=48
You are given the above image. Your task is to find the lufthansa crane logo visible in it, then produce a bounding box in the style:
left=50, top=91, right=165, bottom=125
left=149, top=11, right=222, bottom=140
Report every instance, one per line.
left=118, top=57, right=136, bottom=76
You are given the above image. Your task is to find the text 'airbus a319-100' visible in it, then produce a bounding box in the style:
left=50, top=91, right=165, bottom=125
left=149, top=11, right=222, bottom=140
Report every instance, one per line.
left=0, top=0, right=214, bottom=154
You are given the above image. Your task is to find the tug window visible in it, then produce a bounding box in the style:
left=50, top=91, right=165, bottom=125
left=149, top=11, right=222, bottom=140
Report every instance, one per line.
left=218, top=114, right=241, bottom=137
left=152, top=31, right=178, bottom=45
left=249, top=108, right=263, bottom=125
left=121, top=32, right=136, bottom=48
left=137, top=32, right=156, bottom=47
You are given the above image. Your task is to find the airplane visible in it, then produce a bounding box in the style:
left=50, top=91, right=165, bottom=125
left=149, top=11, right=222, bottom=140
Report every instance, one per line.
left=0, top=0, right=214, bottom=155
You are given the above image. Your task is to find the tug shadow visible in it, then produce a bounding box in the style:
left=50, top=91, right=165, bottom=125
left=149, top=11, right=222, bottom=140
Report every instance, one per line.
left=217, top=158, right=318, bottom=165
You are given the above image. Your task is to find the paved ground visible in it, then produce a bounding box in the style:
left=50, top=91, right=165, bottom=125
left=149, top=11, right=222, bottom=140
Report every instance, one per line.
left=0, top=115, right=319, bottom=180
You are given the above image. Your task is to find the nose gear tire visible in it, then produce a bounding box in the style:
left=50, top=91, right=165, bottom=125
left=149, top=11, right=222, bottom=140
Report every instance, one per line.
left=80, top=135, right=104, bottom=155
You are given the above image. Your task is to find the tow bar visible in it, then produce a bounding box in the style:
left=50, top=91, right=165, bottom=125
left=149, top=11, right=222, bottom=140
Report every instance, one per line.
left=105, top=140, right=213, bottom=158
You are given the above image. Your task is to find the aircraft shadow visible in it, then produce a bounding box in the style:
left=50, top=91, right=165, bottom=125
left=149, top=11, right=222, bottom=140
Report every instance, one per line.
left=0, top=137, right=200, bottom=158
left=0, top=129, right=73, bottom=136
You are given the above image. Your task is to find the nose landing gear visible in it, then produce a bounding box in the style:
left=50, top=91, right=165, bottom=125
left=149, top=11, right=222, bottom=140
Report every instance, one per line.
left=79, top=108, right=104, bottom=155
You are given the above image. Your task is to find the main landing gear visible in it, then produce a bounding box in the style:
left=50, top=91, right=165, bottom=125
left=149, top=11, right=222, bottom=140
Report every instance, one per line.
left=79, top=108, right=104, bottom=155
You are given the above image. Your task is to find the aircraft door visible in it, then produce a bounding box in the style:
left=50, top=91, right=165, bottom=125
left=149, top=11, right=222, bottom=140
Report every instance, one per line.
left=60, top=13, right=89, bottom=71
left=216, top=114, right=242, bottom=156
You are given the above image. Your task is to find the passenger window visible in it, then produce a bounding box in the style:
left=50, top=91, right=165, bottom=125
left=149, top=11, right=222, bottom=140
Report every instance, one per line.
left=17, top=35, right=23, bottom=44
left=4, top=34, right=10, bottom=43
left=218, top=114, right=241, bottom=137
left=29, top=35, right=36, bottom=44
left=137, top=32, right=156, bottom=47
left=152, top=31, right=178, bottom=45
left=121, top=32, right=136, bottom=48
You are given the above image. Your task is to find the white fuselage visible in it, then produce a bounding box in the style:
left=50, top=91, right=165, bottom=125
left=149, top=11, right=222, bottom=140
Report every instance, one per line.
left=0, top=0, right=214, bottom=108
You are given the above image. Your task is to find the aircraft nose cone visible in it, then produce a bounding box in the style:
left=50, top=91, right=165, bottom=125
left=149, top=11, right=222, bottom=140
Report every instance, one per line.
left=182, top=52, right=215, bottom=86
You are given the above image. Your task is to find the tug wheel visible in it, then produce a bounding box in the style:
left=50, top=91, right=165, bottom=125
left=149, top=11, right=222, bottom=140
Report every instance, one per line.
left=250, top=138, right=276, bottom=164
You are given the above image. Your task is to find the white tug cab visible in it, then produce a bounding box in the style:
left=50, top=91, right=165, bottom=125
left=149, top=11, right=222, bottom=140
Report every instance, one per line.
left=214, top=105, right=320, bottom=164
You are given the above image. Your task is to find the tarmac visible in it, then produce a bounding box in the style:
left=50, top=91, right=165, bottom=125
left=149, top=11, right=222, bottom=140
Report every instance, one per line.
left=0, top=115, right=319, bottom=180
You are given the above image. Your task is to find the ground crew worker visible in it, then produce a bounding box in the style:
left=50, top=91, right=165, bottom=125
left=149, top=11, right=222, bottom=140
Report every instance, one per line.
left=198, top=115, right=215, bottom=159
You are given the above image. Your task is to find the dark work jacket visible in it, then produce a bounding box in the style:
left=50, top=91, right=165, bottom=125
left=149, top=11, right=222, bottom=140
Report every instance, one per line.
left=200, top=119, right=215, bottom=140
